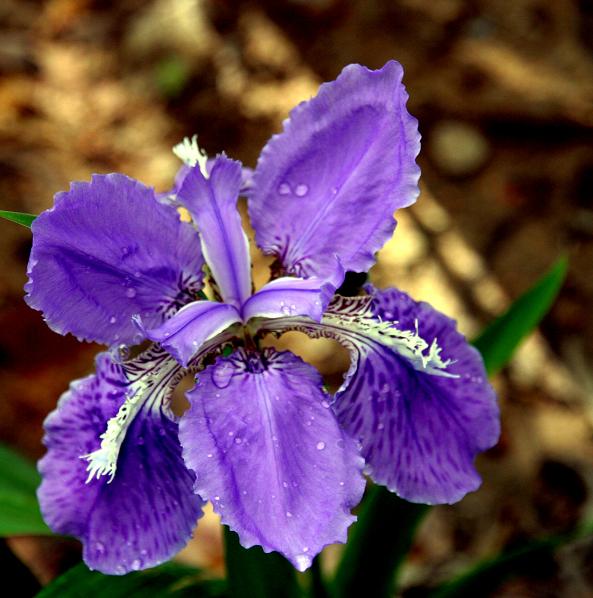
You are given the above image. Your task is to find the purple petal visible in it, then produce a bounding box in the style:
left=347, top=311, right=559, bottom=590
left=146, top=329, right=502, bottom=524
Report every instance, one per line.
left=179, top=348, right=365, bottom=571
left=26, top=174, right=204, bottom=345
left=259, top=289, right=499, bottom=504
left=177, top=157, right=252, bottom=309
left=140, top=300, right=241, bottom=367
left=161, top=162, right=254, bottom=202
left=249, top=61, right=420, bottom=281
left=241, top=276, right=336, bottom=323
left=38, top=349, right=203, bottom=574
left=335, top=290, right=499, bottom=503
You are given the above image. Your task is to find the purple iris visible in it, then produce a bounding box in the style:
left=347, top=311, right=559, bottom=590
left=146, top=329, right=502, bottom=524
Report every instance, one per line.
left=27, top=61, right=499, bottom=575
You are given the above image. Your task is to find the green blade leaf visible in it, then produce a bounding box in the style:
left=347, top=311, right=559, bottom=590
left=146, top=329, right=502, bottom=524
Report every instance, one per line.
left=333, top=486, right=428, bottom=598
left=0, top=444, right=51, bottom=536
left=223, top=527, right=301, bottom=598
left=36, top=562, right=227, bottom=597
left=428, top=521, right=593, bottom=597
left=473, top=256, right=568, bottom=376
left=0, top=210, right=36, bottom=228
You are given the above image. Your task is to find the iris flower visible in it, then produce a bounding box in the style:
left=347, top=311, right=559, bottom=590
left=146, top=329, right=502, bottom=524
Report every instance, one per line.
left=27, top=62, right=499, bottom=574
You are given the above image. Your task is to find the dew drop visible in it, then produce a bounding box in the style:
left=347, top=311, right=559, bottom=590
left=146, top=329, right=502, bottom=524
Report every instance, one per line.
left=234, top=437, right=242, bottom=445
left=286, top=511, right=293, bottom=518
left=126, top=288, right=137, bottom=298
left=316, top=441, right=326, bottom=450
left=295, top=183, right=309, bottom=197
left=212, top=361, right=234, bottom=389
left=282, top=481, right=289, bottom=488
left=321, top=400, right=330, bottom=409
left=278, top=182, right=291, bottom=195
left=95, top=541, right=105, bottom=554
left=339, top=481, right=345, bottom=487
left=109, top=316, right=117, bottom=324
left=131, top=559, right=142, bottom=571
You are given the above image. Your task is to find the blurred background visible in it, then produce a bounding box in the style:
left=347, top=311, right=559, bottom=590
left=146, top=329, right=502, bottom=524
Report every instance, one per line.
left=1, top=0, right=592, bottom=595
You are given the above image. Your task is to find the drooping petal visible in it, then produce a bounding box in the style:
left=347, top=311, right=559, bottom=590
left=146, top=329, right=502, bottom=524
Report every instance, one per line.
left=249, top=61, right=420, bottom=281
left=140, top=300, right=241, bottom=367
left=241, top=276, right=335, bottom=323
left=177, top=156, right=252, bottom=309
left=259, top=288, right=499, bottom=505
left=26, top=174, right=204, bottom=345
left=38, top=349, right=204, bottom=574
left=179, top=348, right=365, bottom=571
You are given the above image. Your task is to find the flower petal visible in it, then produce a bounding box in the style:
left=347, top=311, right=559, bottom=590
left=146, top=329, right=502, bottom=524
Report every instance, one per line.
left=26, top=174, right=204, bottom=345
left=160, top=162, right=254, bottom=203
left=177, top=156, right=252, bottom=308
left=140, top=300, right=241, bottom=367
left=260, top=288, right=500, bottom=504
left=241, top=276, right=335, bottom=323
left=38, top=349, right=204, bottom=574
left=179, top=348, right=365, bottom=571
left=249, top=61, right=420, bottom=281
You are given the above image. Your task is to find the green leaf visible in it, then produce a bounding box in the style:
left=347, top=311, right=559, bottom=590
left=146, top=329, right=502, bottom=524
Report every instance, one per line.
left=36, top=562, right=227, bottom=597
left=333, top=486, right=428, bottom=598
left=473, top=256, right=567, bottom=376
left=0, top=444, right=51, bottom=536
left=428, top=521, right=593, bottom=597
left=223, top=527, right=301, bottom=598
left=0, top=210, right=36, bottom=228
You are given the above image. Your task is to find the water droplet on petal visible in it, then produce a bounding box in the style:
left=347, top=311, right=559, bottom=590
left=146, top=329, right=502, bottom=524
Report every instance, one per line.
left=316, top=441, right=326, bottom=450
left=131, top=559, right=142, bottom=571
left=109, top=316, right=117, bottom=324
left=286, top=511, right=293, bottom=518
left=278, top=182, right=291, bottom=195
left=212, top=361, right=234, bottom=389
left=126, top=288, right=137, bottom=298
left=234, top=437, right=242, bottom=445
left=95, top=542, right=105, bottom=554
left=295, top=184, right=309, bottom=197
left=321, top=400, right=330, bottom=409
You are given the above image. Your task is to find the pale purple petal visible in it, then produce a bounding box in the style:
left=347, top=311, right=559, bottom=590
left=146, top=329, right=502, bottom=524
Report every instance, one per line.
left=161, top=163, right=254, bottom=202
left=259, top=289, right=499, bottom=504
left=177, top=157, right=252, bottom=308
left=179, top=348, right=365, bottom=571
left=26, top=174, right=204, bottom=345
left=249, top=61, right=420, bottom=281
left=241, top=276, right=336, bottom=323
left=37, top=349, right=203, bottom=574
left=140, top=300, right=241, bottom=367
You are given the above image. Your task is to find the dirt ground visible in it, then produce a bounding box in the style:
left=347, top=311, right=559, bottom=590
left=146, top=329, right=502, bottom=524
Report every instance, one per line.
left=1, top=1, right=593, bottom=595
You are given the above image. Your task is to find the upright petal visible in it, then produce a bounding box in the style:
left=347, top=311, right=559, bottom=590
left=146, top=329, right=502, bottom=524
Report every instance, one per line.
left=177, top=156, right=252, bottom=308
left=26, top=174, right=204, bottom=345
left=260, top=289, right=499, bottom=504
left=38, top=349, right=204, bottom=574
left=249, top=61, right=420, bottom=281
left=179, top=348, right=365, bottom=571
left=140, top=300, right=241, bottom=367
